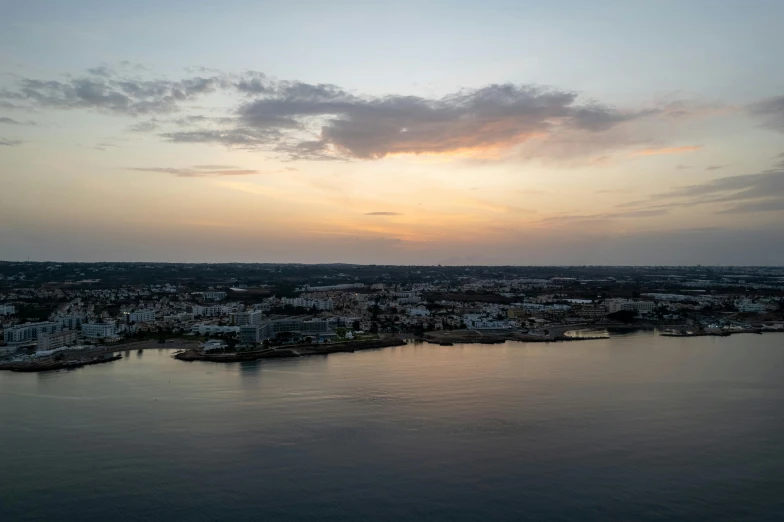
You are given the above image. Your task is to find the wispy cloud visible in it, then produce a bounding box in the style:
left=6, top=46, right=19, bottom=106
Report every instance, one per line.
left=632, top=145, right=702, bottom=156
left=0, top=117, right=35, bottom=126
left=617, top=155, right=784, bottom=215
left=748, top=96, right=784, bottom=132
left=705, top=165, right=725, bottom=171
left=127, top=166, right=260, bottom=178
left=0, top=138, right=24, bottom=146
left=541, top=208, right=670, bottom=224
left=365, top=211, right=402, bottom=216
left=0, top=64, right=767, bottom=163
left=0, top=65, right=712, bottom=162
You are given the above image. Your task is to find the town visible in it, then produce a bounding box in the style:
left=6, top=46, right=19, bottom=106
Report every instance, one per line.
left=1, top=262, right=783, bottom=371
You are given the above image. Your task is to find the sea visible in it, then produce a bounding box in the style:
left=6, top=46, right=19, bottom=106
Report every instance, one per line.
left=1, top=331, right=782, bottom=521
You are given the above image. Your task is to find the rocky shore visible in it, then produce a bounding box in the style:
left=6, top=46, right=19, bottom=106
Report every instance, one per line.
left=173, top=337, right=407, bottom=363
left=0, top=353, right=122, bottom=373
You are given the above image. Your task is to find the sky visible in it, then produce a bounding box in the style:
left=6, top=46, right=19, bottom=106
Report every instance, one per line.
left=1, top=0, right=783, bottom=265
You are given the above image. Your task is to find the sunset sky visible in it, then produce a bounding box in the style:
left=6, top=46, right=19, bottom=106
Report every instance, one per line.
left=2, top=0, right=783, bottom=264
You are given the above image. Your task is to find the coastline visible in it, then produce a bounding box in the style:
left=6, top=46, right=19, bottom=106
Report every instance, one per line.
left=3, top=327, right=780, bottom=372
left=173, top=338, right=407, bottom=363
left=0, top=353, right=122, bottom=373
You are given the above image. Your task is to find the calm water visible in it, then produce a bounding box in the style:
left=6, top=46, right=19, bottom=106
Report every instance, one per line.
left=1, top=332, right=783, bottom=521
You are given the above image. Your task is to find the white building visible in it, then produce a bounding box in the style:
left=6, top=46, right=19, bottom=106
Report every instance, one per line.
left=203, top=339, right=227, bottom=352
left=3, top=321, right=62, bottom=345
left=192, top=305, right=230, bottom=317
left=81, top=322, right=117, bottom=339
left=0, top=304, right=15, bottom=316
left=203, top=291, right=227, bottom=301
left=59, top=315, right=84, bottom=330
left=38, top=330, right=79, bottom=351
left=128, top=309, right=156, bottom=323
left=735, top=299, right=767, bottom=313
left=281, top=297, right=334, bottom=311
left=191, top=324, right=239, bottom=336
left=606, top=300, right=655, bottom=315
left=231, top=310, right=263, bottom=326
left=239, top=325, right=261, bottom=344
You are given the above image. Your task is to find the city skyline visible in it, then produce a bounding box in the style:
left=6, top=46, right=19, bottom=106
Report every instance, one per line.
left=2, top=1, right=784, bottom=265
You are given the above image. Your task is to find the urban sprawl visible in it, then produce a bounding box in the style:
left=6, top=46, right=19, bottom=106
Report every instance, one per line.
left=1, top=263, right=783, bottom=369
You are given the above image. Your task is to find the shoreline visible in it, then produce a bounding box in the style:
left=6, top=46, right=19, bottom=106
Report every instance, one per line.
left=3, top=327, right=780, bottom=372
left=0, top=353, right=122, bottom=373
left=173, top=338, right=407, bottom=363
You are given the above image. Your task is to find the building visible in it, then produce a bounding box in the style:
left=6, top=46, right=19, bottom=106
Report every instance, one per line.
left=191, top=324, right=239, bottom=336
left=203, top=291, right=227, bottom=301
left=128, top=309, right=156, bottom=323
left=0, top=304, right=16, bottom=316
left=232, top=310, right=263, bottom=326
left=239, top=325, right=261, bottom=344
left=573, top=304, right=607, bottom=320
left=192, top=305, right=229, bottom=317
left=281, top=297, right=334, bottom=311
left=735, top=299, right=767, bottom=313
left=59, top=315, right=84, bottom=330
left=81, top=322, right=117, bottom=339
left=38, top=330, right=79, bottom=351
left=3, top=321, right=62, bottom=345
left=507, top=308, right=527, bottom=319
left=606, top=300, right=655, bottom=315
left=301, top=283, right=363, bottom=292
left=203, top=339, right=227, bottom=352
left=302, top=318, right=329, bottom=334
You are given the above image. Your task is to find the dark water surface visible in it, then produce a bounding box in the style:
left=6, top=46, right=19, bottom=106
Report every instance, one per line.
left=2, top=332, right=783, bottom=521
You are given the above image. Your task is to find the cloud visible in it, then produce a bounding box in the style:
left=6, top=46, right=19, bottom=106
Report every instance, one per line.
left=0, top=64, right=759, bottom=162
left=365, top=211, right=402, bottom=216
left=0, top=71, right=225, bottom=116
left=127, top=166, right=260, bottom=178
left=715, top=199, right=784, bottom=214
left=127, top=119, right=161, bottom=132
left=618, top=155, right=784, bottom=215
left=542, top=208, right=670, bottom=224
left=676, top=164, right=692, bottom=170
left=160, top=128, right=282, bottom=148
left=748, top=96, right=784, bottom=132
left=705, top=165, right=725, bottom=171
left=595, top=188, right=633, bottom=194
left=233, top=82, right=648, bottom=160
left=0, top=117, right=35, bottom=126
left=86, top=65, right=114, bottom=77
left=632, top=145, right=701, bottom=156
left=0, top=138, right=23, bottom=146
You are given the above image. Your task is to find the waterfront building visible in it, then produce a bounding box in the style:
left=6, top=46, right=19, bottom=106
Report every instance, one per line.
left=191, top=324, right=239, bottom=336
left=239, top=325, right=261, bottom=344
left=606, top=300, right=656, bottom=315
left=81, top=322, right=117, bottom=339
left=232, top=310, right=263, bottom=326
left=3, top=321, right=62, bottom=345
left=302, top=318, right=329, bottom=334
left=59, top=315, right=85, bottom=330
left=38, top=330, right=79, bottom=351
